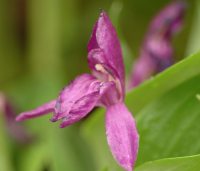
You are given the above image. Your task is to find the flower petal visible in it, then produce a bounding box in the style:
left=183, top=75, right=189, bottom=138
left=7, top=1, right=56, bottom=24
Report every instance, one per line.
left=59, top=91, right=100, bottom=128
left=88, top=48, right=119, bottom=79
left=149, top=1, right=186, bottom=37
left=58, top=80, right=118, bottom=128
left=98, top=81, right=120, bottom=107
left=51, top=74, right=102, bottom=122
left=88, top=48, right=124, bottom=101
left=105, top=103, right=139, bottom=171
left=16, top=100, right=56, bottom=121
left=129, top=53, right=156, bottom=88
left=147, top=40, right=173, bottom=71
left=128, top=1, right=186, bottom=89
left=88, top=11, right=125, bottom=93
left=145, top=1, right=186, bottom=64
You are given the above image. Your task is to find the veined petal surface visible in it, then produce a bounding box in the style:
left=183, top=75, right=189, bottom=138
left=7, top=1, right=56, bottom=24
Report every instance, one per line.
left=106, top=102, right=139, bottom=171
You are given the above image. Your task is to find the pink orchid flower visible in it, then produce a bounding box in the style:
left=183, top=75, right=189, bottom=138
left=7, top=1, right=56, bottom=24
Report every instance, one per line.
left=129, top=0, right=186, bottom=88
left=16, top=12, right=139, bottom=171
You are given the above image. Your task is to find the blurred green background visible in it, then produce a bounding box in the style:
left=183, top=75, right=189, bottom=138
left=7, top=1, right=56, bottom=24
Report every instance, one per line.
left=0, top=0, right=199, bottom=170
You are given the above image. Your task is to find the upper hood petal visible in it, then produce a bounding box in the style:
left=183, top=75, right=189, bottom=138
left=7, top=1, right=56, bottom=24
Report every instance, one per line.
left=87, top=11, right=125, bottom=92
left=105, top=102, right=139, bottom=171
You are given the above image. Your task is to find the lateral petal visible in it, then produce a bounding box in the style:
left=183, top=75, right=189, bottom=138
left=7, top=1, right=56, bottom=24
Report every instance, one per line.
left=59, top=91, right=100, bottom=128
left=58, top=81, right=117, bottom=128
left=51, top=74, right=102, bottom=122
left=105, top=103, right=139, bottom=171
left=16, top=100, right=56, bottom=121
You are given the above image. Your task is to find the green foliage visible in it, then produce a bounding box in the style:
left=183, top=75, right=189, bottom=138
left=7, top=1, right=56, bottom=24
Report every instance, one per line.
left=136, top=74, right=200, bottom=165
left=135, top=155, right=200, bottom=171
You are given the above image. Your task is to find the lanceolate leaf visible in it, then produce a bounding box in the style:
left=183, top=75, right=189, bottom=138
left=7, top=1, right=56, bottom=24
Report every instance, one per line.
left=135, top=155, right=200, bottom=171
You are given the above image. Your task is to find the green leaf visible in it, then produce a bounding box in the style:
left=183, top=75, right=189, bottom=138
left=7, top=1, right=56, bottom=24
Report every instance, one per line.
left=81, top=52, right=200, bottom=170
left=135, top=155, right=200, bottom=171
left=136, top=74, right=200, bottom=165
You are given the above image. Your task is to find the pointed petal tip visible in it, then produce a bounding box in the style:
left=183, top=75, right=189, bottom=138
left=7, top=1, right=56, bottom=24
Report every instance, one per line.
left=15, top=115, right=23, bottom=122
left=99, top=8, right=104, bottom=14
left=97, top=10, right=109, bottom=28
left=98, top=8, right=105, bottom=14
left=15, top=100, right=56, bottom=122
left=15, top=113, right=29, bottom=122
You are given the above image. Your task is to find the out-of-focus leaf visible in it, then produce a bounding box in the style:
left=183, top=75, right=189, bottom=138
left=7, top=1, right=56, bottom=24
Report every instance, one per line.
left=81, top=52, right=200, bottom=170
left=27, top=0, right=62, bottom=81
left=0, top=0, right=21, bottom=86
left=186, top=0, right=200, bottom=55
left=0, top=117, right=13, bottom=171
left=135, top=155, right=200, bottom=171
left=109, top=0, right=134, bottom=77
left=49, top=125, right=96, bottom=171
left=100, top=167, right=109, bottom=171
left=19, top=142, right=50, bottom=171
left=18, top=116, right=96, bottom=171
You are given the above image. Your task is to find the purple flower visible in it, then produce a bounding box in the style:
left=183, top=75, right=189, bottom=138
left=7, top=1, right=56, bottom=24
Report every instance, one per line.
left=129, top=0, right=186, bottom=88
left=16, top=12, right=139, bottom=171
left=0, top=92, right=31, bottom=144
